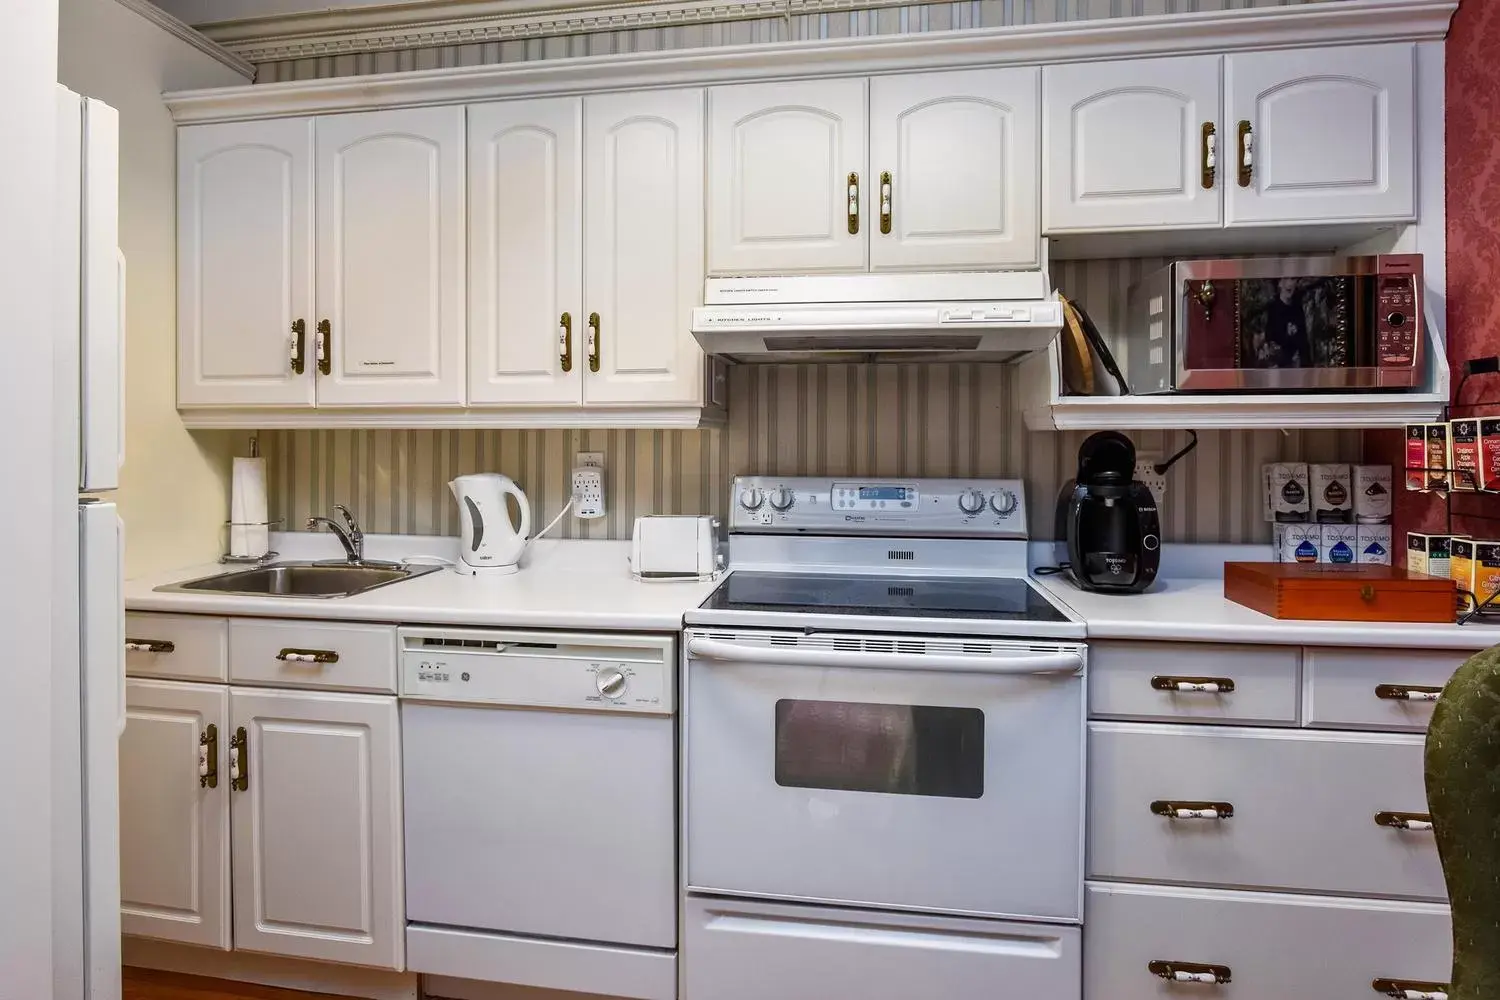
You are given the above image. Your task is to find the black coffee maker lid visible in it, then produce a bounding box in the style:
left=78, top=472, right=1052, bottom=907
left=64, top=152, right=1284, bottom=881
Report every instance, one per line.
left=1077, top=430, right=1137, bottom=485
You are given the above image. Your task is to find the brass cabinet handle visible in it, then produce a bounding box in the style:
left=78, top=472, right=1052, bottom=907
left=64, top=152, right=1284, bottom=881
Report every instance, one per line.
left=1201, top=122, right=1217, bottom=189
left=290, top=319, right=306, bottom=375
left=229, top=726, right=249, bottom=792
left=276, top=647, right=339, bottom=664
left=125, top=638, right=175, bottom=654
left=1373, top=979, right=1449, bottom=1000
left=1150, top=961, right=1232, bottom=985
left=316, top=319, right=331, bottom=376
left=879, top=171, right=892, bottom=234
left=1152, top=675, right=1235, bottom=694
left=1236, top=120, right=1253, bottom=187
left=587, top=312, right=601, bottom=373
left=1376, top=684, right=1441, bottom=702
left=847, top=171, right=860, bottom=235
left=198, top=723, right=219, bottom=789
left=1375, top=811, right=1434, bottom=832
left=1151, top=799, right=1234, bottom=820
left=559, top=312, right=573, bottom=373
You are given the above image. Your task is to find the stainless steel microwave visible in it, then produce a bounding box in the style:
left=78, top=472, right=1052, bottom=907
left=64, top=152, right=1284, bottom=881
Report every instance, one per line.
left=1124, top=254, right=1423, bottom=393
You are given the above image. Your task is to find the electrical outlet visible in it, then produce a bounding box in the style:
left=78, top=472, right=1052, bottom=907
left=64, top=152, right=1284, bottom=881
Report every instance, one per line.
left=572, top=463, right=606, bottom=519
left=1135, top=452, right=1168, bottom=508
left=576, top=451, right=604, bottom=469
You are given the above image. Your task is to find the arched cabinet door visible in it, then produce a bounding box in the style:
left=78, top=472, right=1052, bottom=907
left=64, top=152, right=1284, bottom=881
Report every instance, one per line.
left=870, top=67, right=1041, bottom=270
left=1226, top=43, right=1415, bottom=227
left=1043, top=56, right=1224, bottom=233
left=313, top=106, right=466, bottom=406
left=708, top=78, right=868, bottom=275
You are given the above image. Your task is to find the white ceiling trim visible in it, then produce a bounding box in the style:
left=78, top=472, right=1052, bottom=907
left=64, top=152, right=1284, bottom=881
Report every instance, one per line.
left=113, top=0, right=256, bottom=78
left=165, top=0, right=1456, bottom=123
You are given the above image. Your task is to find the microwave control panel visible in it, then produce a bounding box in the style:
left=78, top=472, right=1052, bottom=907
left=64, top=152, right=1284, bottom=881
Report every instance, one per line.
left=1376, top=272, right=1421, bottom=368
left=728, top=476, right=1027, bottom=537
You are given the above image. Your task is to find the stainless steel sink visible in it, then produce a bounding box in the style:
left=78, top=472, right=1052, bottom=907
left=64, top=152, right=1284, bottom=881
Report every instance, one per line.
left=157, top=560, right=442, bottom=599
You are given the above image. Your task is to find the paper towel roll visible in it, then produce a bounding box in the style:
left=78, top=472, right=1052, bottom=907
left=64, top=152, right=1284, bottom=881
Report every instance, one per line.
left=230, top=457, right=269, bottom=559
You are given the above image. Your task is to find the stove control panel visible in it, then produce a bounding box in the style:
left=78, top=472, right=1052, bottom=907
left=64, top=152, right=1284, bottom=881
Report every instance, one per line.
left=729, top=476, right=1028, bottom=537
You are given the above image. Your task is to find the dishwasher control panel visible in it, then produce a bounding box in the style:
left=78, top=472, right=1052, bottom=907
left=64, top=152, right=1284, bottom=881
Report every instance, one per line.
left=398, top=627, right=675, bottom=715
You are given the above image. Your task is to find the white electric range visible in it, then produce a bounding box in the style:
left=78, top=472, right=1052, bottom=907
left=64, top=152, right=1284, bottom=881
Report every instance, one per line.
left=682, top=477, right=1086, bottom=1000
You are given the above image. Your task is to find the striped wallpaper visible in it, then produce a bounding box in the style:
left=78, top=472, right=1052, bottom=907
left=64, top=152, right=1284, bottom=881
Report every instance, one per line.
left=253, top=0, right=1355, bottom=545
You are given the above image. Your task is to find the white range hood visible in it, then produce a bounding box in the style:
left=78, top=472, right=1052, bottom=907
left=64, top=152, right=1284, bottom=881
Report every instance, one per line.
left=691, top=269, right=1063, bottom=363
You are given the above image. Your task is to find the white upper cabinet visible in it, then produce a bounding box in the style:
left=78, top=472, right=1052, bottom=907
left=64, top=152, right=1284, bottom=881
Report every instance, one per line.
left=1044, top=56, right=1224, bottom=233
left=120, top=680, right=231, bottom=950
left=870, top=68, right=1040, bottom=270
left=707, top=79, right=868, bottom=275
left=229, top=687, right=404, bottom=970
left=1226, top=43, right=1415, bottom=226
left=467, top=98, right=583, bottom=406
left=314, top=107, right=466, bottom=407
left=178, top=119, right=315, bottom=408
left=583, top=89, right=706, bottom=405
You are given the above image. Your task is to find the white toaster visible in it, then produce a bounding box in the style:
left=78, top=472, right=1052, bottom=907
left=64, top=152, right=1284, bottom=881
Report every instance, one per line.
left=630, top=515, right=723, bottom=581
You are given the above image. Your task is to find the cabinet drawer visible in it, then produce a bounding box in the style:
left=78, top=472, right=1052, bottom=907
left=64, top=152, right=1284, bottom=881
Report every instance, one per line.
left=1090, top=641, right=1300, bottom=725
left=125, top=614, right=228, bottom=682
left=229, top=619, right=397, bottom=693
left=1085, top=883, right=1449, bottom=1000
left=685, top=897, right=1079, bottom=1000
left=1089, top=724, right=1443, bottom=900
left=1305, top=647, right=1464, bottom=732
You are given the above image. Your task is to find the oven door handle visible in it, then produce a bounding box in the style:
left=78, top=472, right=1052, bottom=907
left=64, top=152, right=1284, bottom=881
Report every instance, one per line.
left=687, top=638, right=1084, bottom=676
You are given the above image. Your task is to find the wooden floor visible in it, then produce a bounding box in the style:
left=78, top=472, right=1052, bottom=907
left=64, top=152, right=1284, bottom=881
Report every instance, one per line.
left=124, top=968, right=351, bottom=1000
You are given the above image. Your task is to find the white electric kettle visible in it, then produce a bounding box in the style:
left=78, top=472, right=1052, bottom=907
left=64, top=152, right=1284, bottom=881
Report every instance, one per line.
left=449, top=474, right=532, bottom=575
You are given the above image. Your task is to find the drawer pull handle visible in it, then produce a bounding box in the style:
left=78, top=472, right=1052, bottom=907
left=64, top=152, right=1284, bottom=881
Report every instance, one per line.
left=1151, top=800, right=1234, bottom=820
left=1150, top=961, right=1232, bottom=985
left=1373, top=979, right=1448, bottom=1000
left=125, top=638, right=175, bottom=654
left=1375, top=811, right=1434, bottom=831
left=276, top=648, right=339, bottom=664
left=1152, top=675, right=1235, bottom=694
left=1376, top=684, right=1441, bottom=702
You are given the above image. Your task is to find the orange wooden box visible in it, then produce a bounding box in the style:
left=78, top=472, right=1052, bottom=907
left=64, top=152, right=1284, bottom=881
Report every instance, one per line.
left=1224, top=562, right=1457, bottom=623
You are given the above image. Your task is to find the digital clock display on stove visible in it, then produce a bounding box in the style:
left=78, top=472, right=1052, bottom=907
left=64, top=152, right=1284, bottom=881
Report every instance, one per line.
left=857, top=486, right=908, bottom=501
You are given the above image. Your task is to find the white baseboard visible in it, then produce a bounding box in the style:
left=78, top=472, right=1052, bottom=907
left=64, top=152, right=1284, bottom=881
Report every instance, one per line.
left=123, top=937, right=420, bottom=1000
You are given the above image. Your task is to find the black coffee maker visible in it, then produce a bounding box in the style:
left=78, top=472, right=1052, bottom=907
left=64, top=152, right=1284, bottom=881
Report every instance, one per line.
left=1055, top=431, right=1160, bottom=593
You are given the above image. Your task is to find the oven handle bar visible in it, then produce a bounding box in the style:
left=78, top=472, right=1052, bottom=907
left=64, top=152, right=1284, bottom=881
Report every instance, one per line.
left=687, top=638, right=1083, bottom=675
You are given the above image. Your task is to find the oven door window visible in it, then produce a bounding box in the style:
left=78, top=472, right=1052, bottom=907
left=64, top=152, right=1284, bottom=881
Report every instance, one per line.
left=774, top=699, right=984, bottom=799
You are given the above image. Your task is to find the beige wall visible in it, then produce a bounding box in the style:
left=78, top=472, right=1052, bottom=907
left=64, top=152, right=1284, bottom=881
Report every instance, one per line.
left=59, top=0, right=251, bottom=577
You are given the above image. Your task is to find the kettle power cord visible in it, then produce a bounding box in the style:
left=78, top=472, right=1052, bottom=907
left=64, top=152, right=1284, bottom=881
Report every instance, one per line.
left=400, top=494, right=579, bottom=572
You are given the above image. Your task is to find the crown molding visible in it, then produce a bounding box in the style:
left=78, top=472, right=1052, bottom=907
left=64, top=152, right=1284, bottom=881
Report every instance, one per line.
left=165, top=0, right=1457, bottom=123
left=113, top=0, right=256, bottom=78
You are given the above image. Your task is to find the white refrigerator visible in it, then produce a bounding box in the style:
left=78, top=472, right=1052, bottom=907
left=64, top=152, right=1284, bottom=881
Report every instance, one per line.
left=52, top=84, right=125, bottom=1000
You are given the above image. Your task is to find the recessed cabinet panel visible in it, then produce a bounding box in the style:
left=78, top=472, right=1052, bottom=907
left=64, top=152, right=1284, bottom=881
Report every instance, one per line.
left=468, top=99, right=583, bottom=406
left=177, top=119, right=315, bottom=407
left=1226, top=44, right=1415, bottom=225
left=1044, top=56, right=1223, bottom=232
left=120, top=680, right=231, bottom=950
left=583, top=89, right=706, bottom=405
left=314, top=107, right=466, bottom=406
left=708, top=79, right=867, bottom=274
left=870, top=68, right=1040, bottom=270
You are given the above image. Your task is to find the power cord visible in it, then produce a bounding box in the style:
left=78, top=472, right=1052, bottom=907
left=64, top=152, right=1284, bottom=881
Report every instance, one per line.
left=1152, top=430, right=1199, bottom=476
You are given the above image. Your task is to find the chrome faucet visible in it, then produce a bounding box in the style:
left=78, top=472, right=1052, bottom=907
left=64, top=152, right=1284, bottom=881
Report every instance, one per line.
left=306, top=504, right=364, bottom=563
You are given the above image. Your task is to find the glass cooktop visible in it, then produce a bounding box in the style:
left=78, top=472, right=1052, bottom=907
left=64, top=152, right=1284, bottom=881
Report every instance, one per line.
left=698, top=571, right=1071, bottom=623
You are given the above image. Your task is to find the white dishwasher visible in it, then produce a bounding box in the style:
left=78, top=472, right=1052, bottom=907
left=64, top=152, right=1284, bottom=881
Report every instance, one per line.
left=398, top=627, right=677, bottom=1000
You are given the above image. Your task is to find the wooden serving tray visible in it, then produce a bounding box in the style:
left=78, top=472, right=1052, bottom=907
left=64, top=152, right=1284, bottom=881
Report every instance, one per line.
left=1224, top=562, right=1456, bottom=623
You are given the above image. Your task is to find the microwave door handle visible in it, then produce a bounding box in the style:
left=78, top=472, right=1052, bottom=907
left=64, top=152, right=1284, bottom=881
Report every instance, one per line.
left=686, top=637, right=1083, bottom=676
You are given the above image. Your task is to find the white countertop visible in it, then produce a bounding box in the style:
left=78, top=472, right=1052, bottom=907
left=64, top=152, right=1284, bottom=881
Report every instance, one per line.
left=126, top=537, right=720, bottom=632
left=1036, top=573, right=1500, bottom=650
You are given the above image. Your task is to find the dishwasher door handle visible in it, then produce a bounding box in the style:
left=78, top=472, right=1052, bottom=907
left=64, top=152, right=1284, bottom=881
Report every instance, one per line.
left=687, top=637, right=1083, bottom=675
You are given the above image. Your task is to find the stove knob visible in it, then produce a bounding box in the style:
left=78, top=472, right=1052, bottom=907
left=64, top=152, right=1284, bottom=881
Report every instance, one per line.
left=957, top=489, right=986, bottom=515
left=768, top=487, right=795, bottom=512
left=990, top=489, right=1018, bottom=516
left=738, top=487, right=765, bottom=511
left=596, top=666, right=627, bottom=700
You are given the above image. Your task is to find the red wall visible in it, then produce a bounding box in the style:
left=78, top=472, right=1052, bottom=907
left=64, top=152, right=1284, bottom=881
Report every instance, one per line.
left=1369, top=0, right=1500, bottom=548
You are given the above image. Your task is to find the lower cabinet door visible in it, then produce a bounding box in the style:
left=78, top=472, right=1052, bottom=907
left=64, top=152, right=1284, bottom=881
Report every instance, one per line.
left=120, top=680, right=231, bottom=949
left=684, top=896, right=1080, bottom=1000
left=229, top=687, right=404, bottom=970
left=1085, top=882, right=1450, bottom=1000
